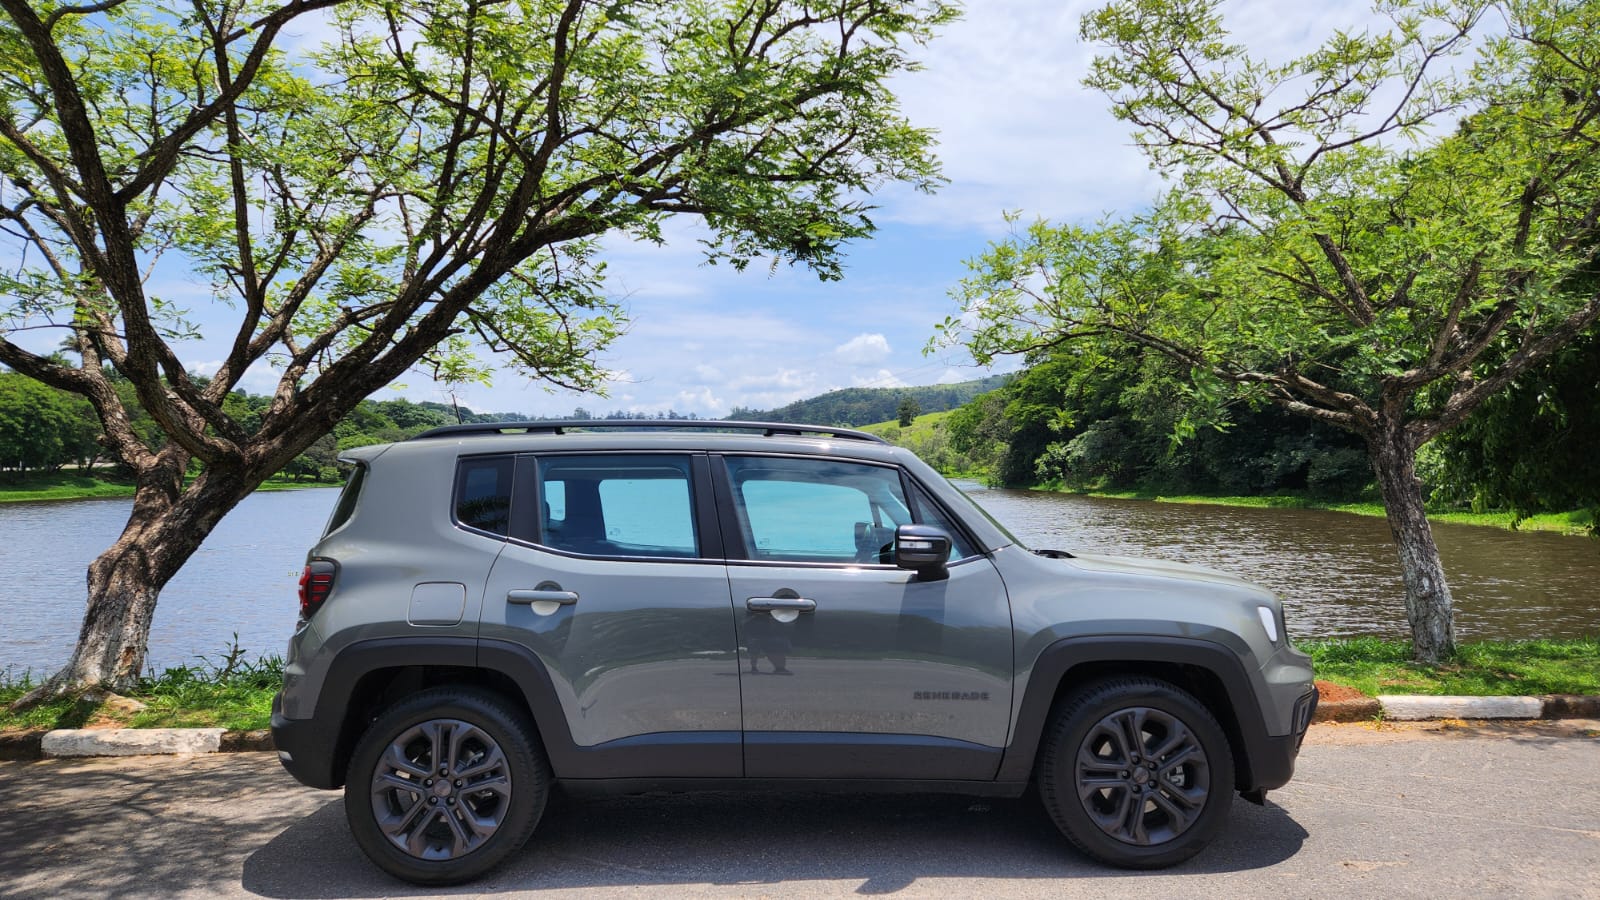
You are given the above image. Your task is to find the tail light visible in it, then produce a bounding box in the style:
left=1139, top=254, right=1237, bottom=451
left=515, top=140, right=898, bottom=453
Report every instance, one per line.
left=298, top=559, right=338, bottom=620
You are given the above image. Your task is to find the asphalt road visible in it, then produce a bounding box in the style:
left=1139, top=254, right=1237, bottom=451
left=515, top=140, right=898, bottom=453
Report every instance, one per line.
left=4, top=720, right=1598, bottom=899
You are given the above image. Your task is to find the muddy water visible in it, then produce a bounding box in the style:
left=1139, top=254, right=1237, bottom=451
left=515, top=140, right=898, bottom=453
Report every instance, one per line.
left=959, top=483, right=1600, bottom=641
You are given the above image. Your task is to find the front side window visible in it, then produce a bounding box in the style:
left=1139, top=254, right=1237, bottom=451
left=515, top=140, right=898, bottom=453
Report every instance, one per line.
left=726, top=457, right=911, bottom=563
left=537, top=455, right=698, bottom=558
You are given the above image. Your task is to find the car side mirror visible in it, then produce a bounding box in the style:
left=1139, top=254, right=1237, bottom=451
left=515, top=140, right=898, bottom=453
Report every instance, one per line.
left=894, top=523, right=952, bottom=581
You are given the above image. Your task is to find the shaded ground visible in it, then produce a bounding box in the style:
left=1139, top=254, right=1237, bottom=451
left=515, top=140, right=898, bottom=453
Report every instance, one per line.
left=3, top=721, right=1597, bottom=899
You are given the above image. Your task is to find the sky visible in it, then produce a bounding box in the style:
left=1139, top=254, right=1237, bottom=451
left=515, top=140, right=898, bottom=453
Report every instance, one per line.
left=10, top=0, right=1393, bottom=420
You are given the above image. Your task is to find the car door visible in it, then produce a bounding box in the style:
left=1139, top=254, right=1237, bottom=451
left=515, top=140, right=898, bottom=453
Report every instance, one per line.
left=716, top=454, right=1012, bottom=780
left=479, top=452, right=742, bottom=777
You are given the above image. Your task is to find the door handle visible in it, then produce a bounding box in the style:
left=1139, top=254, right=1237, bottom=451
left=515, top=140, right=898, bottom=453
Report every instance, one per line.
left=508, top=589, right=579, bottom=606
left=746, top=596, right=816, bottom=613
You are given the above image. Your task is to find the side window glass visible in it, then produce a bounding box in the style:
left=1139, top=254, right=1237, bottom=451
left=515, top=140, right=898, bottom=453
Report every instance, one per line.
left=455, top=456, right=514, bottom=536
left=323, top=462, right=366, bottom=535
left=538, top=456, right=698, bottom=558
left=911, top=484, right=976, bottom=562
left=726, top=457, right=910, bottom=563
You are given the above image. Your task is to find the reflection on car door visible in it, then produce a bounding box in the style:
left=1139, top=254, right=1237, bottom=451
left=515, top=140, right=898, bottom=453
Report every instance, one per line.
left=479, top=453, right=741, bottom=777
left=716, top=454, right=1012, bottom=780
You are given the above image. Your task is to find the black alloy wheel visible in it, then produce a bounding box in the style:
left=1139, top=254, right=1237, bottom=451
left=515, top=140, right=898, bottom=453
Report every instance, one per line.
left=344, top=688, right=549, bottom=885
left=1038, top=677, right=1235, bottom=868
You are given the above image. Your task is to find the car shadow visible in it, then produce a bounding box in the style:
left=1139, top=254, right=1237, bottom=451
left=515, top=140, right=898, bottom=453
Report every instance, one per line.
left=241, top=790, right=1307, bottom=896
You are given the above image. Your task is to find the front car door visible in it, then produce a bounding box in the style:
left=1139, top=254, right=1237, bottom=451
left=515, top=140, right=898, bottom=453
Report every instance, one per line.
left=479, top=452, right=741, bottom=777
left=715, top=454, right=1013, bottom=780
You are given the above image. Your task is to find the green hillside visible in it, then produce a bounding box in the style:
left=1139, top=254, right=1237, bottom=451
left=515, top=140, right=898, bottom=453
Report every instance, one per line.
left=727, top=374, right=1010, bottom=427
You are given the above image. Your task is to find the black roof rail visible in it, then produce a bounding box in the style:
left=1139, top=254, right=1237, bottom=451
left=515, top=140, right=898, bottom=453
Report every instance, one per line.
left=409, top=419, right=888, bottom=444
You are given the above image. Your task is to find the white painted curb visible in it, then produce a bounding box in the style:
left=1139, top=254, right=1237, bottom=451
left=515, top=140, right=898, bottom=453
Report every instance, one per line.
left=41, top=728, right=227, bottom=757
left=1377, top=695, right=1545, bottom=721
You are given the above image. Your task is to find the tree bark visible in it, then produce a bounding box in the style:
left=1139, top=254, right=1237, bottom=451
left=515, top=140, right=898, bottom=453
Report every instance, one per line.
left=15, top=450, right=262, bottom=701
left=1368, top=423, right=1457, bottom=663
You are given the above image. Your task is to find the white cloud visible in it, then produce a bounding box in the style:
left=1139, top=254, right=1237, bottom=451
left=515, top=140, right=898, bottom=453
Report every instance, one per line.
left=833, top=333, right=892, bottom=366
left=851, top=369, right=908, bottom=389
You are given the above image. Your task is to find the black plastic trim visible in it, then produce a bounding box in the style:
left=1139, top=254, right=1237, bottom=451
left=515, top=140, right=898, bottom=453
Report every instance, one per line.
left=412, top=419, right=887, bottom=443
left=558, top=778, right=1030, bottom=799
left=744, top=732, right=1002, bottom=780
left=998, top=635, right=1299, bottom=792
left=272, top=636, right=479, bottom=789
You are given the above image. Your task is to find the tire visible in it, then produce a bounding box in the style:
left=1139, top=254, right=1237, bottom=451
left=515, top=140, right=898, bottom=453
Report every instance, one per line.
left=1037, top=676, right=1234, bottom=869
left=343, top=687, right=550, bottom=885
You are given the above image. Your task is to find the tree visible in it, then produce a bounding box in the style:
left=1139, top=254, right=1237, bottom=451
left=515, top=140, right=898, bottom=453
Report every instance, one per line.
left=938, top=0, right=1600, bottom=662
left=896, top=395, right=920, bottom=426
left=1, top=0, right=953, bottom=699
left=0, top=372, right=97, bottom=470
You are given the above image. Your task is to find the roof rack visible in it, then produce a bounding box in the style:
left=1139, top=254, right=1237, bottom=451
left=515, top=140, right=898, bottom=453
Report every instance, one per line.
left=409, top=419, right=888, bottom=444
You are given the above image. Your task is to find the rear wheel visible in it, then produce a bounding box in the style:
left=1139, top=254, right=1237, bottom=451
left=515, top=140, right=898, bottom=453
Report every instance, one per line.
left=1037, top=677, right=1234, bottom=868
left=344, top=687, right=549, bottom=884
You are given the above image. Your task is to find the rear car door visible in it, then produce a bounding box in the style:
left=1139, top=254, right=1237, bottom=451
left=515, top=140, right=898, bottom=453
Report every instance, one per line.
left=716, top=454, right=1012, bottom=780
left=479, top=452, right=741, bottom=777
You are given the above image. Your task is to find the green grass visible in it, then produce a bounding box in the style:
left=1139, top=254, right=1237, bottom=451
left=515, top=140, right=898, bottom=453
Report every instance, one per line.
left=0, top=472, right=138, bottom=502
left=0, top=470, right=334, bottom=503
left=1057, top=487, right=1596, bottom=536
left=1, top=642, right=282, bottom=732
left=1304, top=637, right=1600, bottom=696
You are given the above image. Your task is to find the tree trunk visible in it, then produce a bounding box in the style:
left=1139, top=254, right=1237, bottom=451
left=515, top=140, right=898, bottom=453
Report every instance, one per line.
left=15, top=453, right=259, bottom=702
left=1368, top=424, right=1457, bottom=663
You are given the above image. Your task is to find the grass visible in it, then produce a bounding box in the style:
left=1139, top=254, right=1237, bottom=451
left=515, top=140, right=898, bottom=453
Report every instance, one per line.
left=0, top=470, right=335, bottom=503
left=1304, top=636, right=1600, bottom=697
left=1059, top=487, right=1596, bottom=537
left=1, top=639, right=281, bottom=733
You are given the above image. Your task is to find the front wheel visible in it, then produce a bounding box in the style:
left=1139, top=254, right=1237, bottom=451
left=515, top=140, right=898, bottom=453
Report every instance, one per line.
left=1037, top=677, right=1234, bottom=869
left=344, top=687, right=549, bottom=885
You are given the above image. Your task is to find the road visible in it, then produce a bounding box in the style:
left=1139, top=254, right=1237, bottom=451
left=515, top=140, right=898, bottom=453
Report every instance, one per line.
left=3, top=720, right=1597, bottom=899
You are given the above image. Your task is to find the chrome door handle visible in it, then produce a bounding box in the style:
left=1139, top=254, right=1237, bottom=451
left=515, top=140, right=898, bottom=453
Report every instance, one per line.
left=746, top=596, right=816, bottom=613
left=508, top=589, right=579, bottom=605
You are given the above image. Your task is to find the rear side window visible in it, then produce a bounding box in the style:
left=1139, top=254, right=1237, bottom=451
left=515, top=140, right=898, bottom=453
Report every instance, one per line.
left=324, top=463, right=366, bottom=535
left=455, top=456, right=515, bottom=536
left=537, top=455, right=698, bottom=558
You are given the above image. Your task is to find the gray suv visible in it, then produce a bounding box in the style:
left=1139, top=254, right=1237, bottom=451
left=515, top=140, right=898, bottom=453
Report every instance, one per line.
left=272, top=421, right=1316, bottom=884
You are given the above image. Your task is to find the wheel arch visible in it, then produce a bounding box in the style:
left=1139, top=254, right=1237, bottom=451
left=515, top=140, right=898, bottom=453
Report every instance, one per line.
left=279, top=637, right=575, bottom=789
left=999, top=636, right=1275, bottom=791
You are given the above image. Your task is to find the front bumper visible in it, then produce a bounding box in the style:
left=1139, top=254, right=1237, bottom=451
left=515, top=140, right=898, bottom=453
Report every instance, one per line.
left=1246, top=686, right=1318, bottom=792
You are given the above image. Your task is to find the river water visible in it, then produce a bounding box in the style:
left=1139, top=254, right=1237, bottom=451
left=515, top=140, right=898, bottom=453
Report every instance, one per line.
left=2, top=484, right=1596, bottom=675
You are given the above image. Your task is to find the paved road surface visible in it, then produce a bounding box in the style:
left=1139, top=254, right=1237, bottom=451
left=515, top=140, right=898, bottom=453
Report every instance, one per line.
left=4, top=720, right=1597, bottom=899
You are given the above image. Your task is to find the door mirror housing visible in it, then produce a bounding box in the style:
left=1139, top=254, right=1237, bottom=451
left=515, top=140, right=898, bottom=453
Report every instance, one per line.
left=894, top=524, right=952, bottom=580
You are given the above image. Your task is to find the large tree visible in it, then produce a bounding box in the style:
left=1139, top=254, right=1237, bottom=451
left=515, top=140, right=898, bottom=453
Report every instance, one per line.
left=1, top=0, right=952, bottom=698
left=938, top=0, right=1600, bottom=662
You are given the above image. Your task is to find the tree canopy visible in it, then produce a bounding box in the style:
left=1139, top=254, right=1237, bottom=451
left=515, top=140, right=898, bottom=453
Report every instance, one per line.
left=937, top=0, right=1600, bottom=661
left=1, top=0, right=956, bottom=695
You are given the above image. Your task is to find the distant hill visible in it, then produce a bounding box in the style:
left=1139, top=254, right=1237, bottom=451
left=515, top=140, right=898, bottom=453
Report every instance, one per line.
left=728, top=374, right=1011, bottom=427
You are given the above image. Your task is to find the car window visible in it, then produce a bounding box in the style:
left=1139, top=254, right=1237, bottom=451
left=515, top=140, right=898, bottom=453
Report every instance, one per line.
left=455, top=456, right=514, bottom=536
left=726, top=457, right=911, bottom=563
left=537, top=455, right=698, bottom=558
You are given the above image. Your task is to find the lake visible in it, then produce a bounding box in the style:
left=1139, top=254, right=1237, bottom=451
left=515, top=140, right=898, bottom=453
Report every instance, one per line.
left=2, top=483, right=1596, bottom=675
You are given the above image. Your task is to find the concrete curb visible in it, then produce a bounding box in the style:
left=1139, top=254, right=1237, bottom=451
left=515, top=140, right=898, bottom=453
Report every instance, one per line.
left=2, top=694, right=1595, bottom=761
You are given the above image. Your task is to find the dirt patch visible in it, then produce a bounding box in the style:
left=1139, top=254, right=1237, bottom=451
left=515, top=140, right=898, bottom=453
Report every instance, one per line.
left=1315, top=680, right=1366, bottom=703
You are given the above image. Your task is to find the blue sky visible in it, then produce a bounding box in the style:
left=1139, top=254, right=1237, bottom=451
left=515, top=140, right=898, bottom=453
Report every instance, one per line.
left=9, top=0, right=1385, bottom=419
